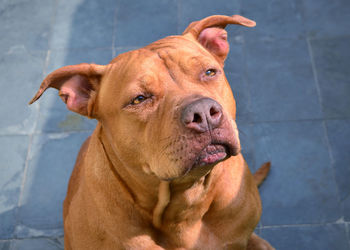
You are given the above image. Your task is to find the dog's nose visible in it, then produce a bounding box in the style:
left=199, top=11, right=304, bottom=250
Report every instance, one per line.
left=181, top=98, right=223, bottom=132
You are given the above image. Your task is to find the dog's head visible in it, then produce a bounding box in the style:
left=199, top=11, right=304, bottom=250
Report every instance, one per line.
left=29, top=15, right=255, bottom=180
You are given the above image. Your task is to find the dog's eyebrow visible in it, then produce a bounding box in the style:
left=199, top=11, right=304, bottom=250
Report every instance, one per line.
left=138, top=74, right=155, bottom=85
left=136, top=73, right=163, bottom=93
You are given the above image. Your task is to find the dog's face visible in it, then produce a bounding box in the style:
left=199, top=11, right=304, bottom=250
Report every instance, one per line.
left=29, top=15, right=256, bottom=180
left=97, top=36, right=241, bottom=180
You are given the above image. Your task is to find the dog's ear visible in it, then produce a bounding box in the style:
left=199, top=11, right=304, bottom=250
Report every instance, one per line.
left=29, top=63, right=106, bottom=118
left=183, top=15, right=256, bottom=65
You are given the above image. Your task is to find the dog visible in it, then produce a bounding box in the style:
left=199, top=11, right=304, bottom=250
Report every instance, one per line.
left=30, top=14, right=274, bottom=250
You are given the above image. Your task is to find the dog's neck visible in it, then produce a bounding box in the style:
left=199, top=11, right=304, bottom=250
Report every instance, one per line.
left=97, top=125, right=160, bottom=212
left=96, top=124, right=221, bottom=229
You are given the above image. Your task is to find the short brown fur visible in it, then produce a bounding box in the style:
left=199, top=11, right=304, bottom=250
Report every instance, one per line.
left=30, top=15, right=274, bottom=249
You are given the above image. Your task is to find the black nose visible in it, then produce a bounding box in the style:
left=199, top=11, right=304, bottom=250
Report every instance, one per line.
left=181, top=98, right=223, bottom=133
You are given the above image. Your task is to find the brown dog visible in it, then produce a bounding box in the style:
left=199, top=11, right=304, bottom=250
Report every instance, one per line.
left=30, top=15, right=274, bottom=250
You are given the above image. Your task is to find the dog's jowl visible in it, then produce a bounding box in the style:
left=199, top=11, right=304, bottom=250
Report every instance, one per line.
left=30, top=15, right=274, bottom=250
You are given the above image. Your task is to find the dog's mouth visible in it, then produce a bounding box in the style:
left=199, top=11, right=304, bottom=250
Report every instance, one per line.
left=194, top=144, right=230, bottom=167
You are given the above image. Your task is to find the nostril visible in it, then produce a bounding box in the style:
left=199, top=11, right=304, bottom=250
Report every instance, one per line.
left=181, top=98, right=223, bottom=132
left=210, top=107, right=220, bottom=118
left=193, top=113, right=202, bottom=123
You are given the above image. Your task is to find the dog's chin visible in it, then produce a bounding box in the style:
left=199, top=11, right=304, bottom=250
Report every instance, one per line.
left=179, top=142, right=240, bottom=178
left=194, top=144, right=229, bottom=167
left=158, top=130, right=241, bottom=180
left=158, top=145, right=230, bottom=181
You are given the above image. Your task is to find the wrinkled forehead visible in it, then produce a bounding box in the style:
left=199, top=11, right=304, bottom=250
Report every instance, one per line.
left=145, top=36, right=217, bottom=69
left=108, top=35, right=217, bottom=87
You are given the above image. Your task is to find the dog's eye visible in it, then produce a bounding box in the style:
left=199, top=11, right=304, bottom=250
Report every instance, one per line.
left=205, top=69, right=216, bottom=77
left=131, top=95, right=147, bottom=105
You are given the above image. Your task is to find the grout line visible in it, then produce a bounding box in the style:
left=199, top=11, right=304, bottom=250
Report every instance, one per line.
left=12, top=0, right=60, bottom=237
left=240, top=31, right=257, bottom=172
left=113, top=46, right=140, bottom=50
left=322, top=120, right=343, bottom=206
left=0, top=129, right=96, bottom=137
left=31, top=130, right=95, bottom=136
left=240, top=29, right=253, bottom=129
left=44, top=50, right=51, bottom=76
left=176, top=0, right=182, bottom=35
left=260, top=220, right=348, bottom=230
left=1, top=117, right=350, bottom=137
left=308, top=35, right=343, bottom=217
left=46, top=46, right=113, bottom=52
left=9, top=239, right=15, bottom=250
left=308, top=34, right=350, bottom=41
left=345, top=222, right=350, bottom=249
left=306, top=37, right=324, bottom=116
left=15, top=46, right=53, bottom=216
left=2, top=46, right=114, bottom=56
left=47, top=0, right=59, bottom=53
left=112, top=0, right=122, bottom=58
left=238, top=116, right=350, bottom=125
left=15, top=133, right=34, bottom=235
left=238, top=0, right=243, bottom=15
left=0, top=235, right=64, bottom=241
left=112, top=1, right=118, bottom=58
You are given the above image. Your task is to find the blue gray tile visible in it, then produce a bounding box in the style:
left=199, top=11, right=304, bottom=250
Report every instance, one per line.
left=253, top=121, right=341, bottom=225
left=0, top=49, right=46, bottom=135
left=36, top=95, right=97, bottom=133
left=50, top=0, right=116, bottom=50
left=0, top=0, right=55, bottom=53
left=47, top=48, right=113, bottom=70
left=225, top=40, right=252, bottom=123
left=344, top=196, right=350, bottom=222
left=301, top=0, right=350, bottom=39
left=0, top=135, right=29, bottom=239
left=0, top=240, right=11, bottom=250
left=227, top=73, right=252, bottom=123
left=241, top=0, right=305, bottom=40
left=17, top=132, right=89, bottom=237
left=326, top=119, right=350, bottom=220
left=115, top=0, right=178, bottom=47
left=225, top=38, right=245, bottom=75
left=236, top=123, right=255, bottom=172
left=114, top=47, right=140, bottom=58
left=245, top=38, right=323, bottom=122
left=310, top=37, right=350, bottom=118
left=36, top=94, right=97, bottom=133
left=11, top=238, right=63, bottom=250
left=0, top=0, right=350, bottom=247
left=261, top=224, right=349, bottom=250
left=178, top=0, right=240, bottom=33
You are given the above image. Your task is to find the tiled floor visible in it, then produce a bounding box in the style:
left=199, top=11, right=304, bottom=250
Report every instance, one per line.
left=0, top=0, right=349, bottom=249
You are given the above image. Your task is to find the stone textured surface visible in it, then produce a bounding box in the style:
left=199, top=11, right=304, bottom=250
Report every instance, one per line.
left=0, top=50, right=45, bottom=135
left=310, top=37, right=350, bottom=118
left=0, top=0, right=349, bottom=249
left=16, top=133, right=90, bottom=238
left=260, top=224, right=349, bottom=250
left=253, top=121, right=341, bottom=225
left=245, top=38, right=323, bottom=122
left=11, top=237, right=64, bottom=250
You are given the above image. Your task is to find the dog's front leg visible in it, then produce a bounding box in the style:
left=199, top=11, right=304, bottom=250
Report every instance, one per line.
left=125, top=235, right=165, bottom=250
left=246, top=233, right=275, bottom=250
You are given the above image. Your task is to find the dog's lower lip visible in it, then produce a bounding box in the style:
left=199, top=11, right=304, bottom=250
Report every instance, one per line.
left=196, top=144, right=228, bottom=166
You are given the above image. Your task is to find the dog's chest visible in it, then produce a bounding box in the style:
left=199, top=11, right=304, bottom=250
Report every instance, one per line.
left=157, top=184, right=235, bottom=248
left=160, top=212, right=241, bottom=249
